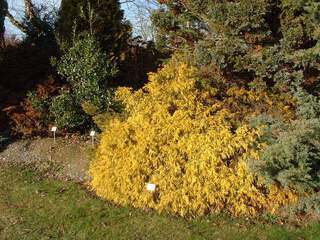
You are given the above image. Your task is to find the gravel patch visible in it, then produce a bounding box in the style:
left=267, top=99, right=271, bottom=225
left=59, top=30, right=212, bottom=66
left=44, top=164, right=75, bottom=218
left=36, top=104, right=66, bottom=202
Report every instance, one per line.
left=0, top=137, right=94, bottom=183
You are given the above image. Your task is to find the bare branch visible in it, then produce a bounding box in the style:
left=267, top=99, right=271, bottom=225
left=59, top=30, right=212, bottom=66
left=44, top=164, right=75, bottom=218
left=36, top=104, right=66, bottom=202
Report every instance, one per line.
left=120, top=0, right=135, bottom=4
left=24, top=0, right=36, bottom=20
left=121, top=0, right=160, bottom=41
left=5, top=10, right=27, bottom=33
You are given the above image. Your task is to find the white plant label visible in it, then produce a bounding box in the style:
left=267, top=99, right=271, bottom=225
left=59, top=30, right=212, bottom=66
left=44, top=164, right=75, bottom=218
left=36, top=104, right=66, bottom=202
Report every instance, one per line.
left=90, top=131, right=95, bottom=137
left=146, top=183, right=156, bottom=192
left=51, top=126, right=57, bottom=144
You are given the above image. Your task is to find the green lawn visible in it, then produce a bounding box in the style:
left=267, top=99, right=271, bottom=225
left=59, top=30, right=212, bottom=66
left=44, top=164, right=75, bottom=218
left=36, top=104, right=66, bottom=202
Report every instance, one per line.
left=0, top=165, right=319, bottom=240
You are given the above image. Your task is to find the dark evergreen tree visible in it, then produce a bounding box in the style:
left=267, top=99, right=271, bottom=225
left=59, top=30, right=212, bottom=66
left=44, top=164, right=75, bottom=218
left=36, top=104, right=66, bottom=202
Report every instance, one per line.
left=151, top=0, right=205, bottom=49
left=57, top=0, right=82, bottom=41
left=57, top=0, right=131, bottom=58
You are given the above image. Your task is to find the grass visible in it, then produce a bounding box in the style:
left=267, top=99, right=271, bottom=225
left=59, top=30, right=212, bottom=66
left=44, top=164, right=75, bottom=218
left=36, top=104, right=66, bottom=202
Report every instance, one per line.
left=0, top=165, right=320, bottom=240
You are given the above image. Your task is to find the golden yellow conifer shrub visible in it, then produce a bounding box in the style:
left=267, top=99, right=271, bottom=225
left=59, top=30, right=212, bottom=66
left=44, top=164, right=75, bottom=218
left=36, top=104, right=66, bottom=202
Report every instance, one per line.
left=89, top=55, right=296, bottom=217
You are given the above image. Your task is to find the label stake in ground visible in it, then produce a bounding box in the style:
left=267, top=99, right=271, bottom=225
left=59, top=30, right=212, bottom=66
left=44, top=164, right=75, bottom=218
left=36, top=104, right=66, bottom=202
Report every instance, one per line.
left=51, top=126, right=57, bottom=143
left=90, top=131, right=96, bottom=146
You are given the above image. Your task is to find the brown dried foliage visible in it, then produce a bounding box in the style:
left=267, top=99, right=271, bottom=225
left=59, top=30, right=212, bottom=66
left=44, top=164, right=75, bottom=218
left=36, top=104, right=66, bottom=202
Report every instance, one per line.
left=5, top=77, right=59, bottom=138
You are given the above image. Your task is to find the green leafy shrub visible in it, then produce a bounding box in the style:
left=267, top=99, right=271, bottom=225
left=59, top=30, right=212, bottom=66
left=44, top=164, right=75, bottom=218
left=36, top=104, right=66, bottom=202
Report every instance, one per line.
left=51, top=35, right=119, bottom=130
left=52, top=35, right=117, bottom=111
left=27, top=87, right=53, bottom=126
left=50, top=89, right=89, bottom=130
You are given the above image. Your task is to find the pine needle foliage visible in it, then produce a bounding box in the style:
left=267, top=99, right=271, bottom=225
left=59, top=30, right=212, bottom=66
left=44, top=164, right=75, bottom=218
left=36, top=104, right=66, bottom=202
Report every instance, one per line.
left=152, top=0, right=320, bottom=92
left=256, top=119, right=320, bottom=192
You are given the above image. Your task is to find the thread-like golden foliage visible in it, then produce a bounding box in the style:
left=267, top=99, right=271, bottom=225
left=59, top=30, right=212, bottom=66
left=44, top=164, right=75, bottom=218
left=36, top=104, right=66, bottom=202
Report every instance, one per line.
left=90, top=56, right=295, bottom=217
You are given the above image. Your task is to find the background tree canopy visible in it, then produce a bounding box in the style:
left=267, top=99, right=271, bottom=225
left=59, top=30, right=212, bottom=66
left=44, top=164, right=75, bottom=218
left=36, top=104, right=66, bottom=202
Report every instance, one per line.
left=58, top=0, right=131, bottom=58
left=152, top=0, right=320, bottom=92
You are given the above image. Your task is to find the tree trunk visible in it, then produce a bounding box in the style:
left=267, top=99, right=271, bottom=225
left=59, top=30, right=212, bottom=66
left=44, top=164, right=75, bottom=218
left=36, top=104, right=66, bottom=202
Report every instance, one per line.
left=24, top=0, right=35, bottom=21
left=0, top=0, right=7, bottom=48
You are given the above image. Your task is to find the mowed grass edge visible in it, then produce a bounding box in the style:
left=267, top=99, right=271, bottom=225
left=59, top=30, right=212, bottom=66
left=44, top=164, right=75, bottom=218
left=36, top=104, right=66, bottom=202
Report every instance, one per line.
left=0, top=165, right=319, bottom=240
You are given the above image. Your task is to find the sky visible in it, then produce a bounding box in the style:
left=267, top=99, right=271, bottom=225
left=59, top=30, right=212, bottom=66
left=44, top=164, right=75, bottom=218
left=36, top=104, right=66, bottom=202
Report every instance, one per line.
left=4, top=0, right=146, bottom=38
